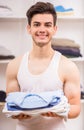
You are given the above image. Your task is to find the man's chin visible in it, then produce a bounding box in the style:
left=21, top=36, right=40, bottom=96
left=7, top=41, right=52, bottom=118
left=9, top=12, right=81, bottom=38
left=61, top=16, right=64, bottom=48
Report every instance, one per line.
left=36, top=42, right=49, bottom=47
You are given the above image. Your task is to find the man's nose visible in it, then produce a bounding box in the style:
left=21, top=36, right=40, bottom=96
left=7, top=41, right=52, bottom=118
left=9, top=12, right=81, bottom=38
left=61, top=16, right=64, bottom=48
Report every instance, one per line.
left=39, top=25, right=46, bottom=32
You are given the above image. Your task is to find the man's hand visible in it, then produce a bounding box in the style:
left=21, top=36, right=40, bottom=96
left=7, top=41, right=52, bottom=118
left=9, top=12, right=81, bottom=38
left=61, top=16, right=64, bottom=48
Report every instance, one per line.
left=12, top=113, right=32, bottom=120
left=41, top=112, right=63, bottom=118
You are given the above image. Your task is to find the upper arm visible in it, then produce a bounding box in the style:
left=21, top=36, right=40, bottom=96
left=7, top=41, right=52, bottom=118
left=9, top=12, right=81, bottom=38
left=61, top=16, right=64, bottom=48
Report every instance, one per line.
left=6, top=58, right=21, bottom=94
left=63, top=61, right=80, bottom=105
left=60, top=56, right=81, bottom=118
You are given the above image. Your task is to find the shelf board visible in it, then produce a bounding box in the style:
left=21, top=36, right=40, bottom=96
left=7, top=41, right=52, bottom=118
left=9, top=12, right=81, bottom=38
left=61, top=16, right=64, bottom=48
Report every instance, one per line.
left=81, top=99, right=84, bottom=103
left=0, top=15, right=84, bottom=21
left=0, top=15, right=26, bottom=22
left=0, top=60, right=11, bottom=64
left=70, top=57, right=84, bottom=62
left=57, top=16, right=84, bottom=20
left=0, top=15, right=26, bottom=19
left=0, top=15, right=84, bottom=20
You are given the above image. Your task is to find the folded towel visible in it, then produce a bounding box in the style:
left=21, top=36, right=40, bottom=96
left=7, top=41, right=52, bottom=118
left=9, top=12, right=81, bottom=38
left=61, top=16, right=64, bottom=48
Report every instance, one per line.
left=51, top=38, right=80, bottom=48
left=0, top=5, right=13, bottom=16
left=3, top=90, right=70, bottom=120
left=55, top=5, right=73, bottom=13
left=6, top=90, right=63, bottom=109
left=0, top=90, right=6, bottom=102
left=52, top=45, right=82, bottom=57
left=0, top=45, right=15, bottom=60
left=54, top=5, right=74, bottom=16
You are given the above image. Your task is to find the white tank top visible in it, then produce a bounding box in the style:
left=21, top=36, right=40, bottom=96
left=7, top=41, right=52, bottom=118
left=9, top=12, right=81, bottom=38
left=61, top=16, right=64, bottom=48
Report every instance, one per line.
left=17, top=51, right=63, bottom=93
left=16, top=51, right=66, bottom=130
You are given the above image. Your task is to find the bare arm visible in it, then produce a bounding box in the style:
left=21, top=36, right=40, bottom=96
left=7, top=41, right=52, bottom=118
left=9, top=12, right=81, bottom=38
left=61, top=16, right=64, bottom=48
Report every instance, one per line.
left=6, top=58, right=21, bottom=94
left=6, top=57, right=32, bottom=120
left=41, top=56, right=81, bottom=118
left=63, top=58, right=81, bottom=119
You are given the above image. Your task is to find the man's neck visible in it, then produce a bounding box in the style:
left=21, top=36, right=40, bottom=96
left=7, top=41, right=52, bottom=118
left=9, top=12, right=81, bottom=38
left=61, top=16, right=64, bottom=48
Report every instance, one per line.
left=30, top=45, right=54, bottom=59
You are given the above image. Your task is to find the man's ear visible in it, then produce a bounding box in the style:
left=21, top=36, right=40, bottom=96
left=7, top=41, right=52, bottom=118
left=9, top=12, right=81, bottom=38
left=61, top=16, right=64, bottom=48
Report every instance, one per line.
left=53, top=25, right=57, bottom=35
left=26, top=24, right=31, bottom=34
left=54, top=25, right=57, bottom=33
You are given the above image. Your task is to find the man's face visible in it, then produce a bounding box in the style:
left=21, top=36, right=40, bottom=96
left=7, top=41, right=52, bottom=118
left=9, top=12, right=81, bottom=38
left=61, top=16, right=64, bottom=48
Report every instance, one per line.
left=27, top=14, right=57, bottom=47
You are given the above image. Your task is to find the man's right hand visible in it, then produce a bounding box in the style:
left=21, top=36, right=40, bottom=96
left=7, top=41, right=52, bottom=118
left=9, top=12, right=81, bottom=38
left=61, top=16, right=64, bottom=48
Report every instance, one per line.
left=12, top=113, right=32, bottom=120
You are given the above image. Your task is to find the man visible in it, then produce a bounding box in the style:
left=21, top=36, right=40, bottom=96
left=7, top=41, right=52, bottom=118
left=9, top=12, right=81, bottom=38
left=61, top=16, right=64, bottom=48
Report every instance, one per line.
left=6, top=2, right=81, bottom=130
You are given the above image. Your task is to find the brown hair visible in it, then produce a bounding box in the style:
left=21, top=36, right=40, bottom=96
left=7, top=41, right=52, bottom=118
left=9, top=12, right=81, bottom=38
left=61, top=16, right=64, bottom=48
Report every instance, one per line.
left=26, top=2, right=57, bottom=26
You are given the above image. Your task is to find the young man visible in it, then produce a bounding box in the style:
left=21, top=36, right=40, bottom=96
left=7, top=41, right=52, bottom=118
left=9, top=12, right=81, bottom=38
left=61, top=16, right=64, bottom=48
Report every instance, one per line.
left=6, top=2, right=81, bottom=130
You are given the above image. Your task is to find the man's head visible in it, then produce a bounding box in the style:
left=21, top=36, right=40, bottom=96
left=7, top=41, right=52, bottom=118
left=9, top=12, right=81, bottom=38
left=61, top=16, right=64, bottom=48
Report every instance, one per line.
left=26, top=2, right=57, bottom=26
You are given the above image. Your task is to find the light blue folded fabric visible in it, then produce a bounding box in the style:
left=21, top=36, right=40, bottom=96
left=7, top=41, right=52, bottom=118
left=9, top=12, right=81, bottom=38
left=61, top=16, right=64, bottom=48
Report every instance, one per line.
left=6, top=90, right=64, bottom=109
left=54, top=5, right=73, bottom=12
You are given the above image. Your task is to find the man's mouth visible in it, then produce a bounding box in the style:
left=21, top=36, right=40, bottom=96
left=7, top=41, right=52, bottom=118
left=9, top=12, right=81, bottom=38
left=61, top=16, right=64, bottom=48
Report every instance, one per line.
left=36, top=34, right=48, bottom=39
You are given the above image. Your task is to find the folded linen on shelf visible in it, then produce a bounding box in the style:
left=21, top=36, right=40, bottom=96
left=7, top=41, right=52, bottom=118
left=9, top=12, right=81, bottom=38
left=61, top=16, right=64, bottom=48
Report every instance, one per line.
left=54, top=5, right=74, bottom=16
left=51, top=38, right=80, bottom=48
left=0, top=90, right=6, bottom=102
left=51, top=38, right=82, bottom=58
left=52, top=45, right=82, bottom=57
left=0, top=5, right=13, bottom=16
left=3, top=90, right=70, bottom=119
left=0, top=45, right=15, bottom=59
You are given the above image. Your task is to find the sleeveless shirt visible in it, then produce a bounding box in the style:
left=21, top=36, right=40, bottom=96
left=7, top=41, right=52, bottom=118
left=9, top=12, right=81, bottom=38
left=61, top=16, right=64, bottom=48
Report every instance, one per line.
left=16, top=51, right=66, bottom=130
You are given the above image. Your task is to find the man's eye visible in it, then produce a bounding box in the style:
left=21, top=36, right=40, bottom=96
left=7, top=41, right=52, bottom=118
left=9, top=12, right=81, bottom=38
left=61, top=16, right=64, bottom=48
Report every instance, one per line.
left=34, top=24, right=39, bottom=27
left=45, top=24, right=52, bottom=27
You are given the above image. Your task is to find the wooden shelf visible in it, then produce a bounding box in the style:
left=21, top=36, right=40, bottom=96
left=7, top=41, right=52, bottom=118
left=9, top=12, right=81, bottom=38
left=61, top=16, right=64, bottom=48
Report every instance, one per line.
left=0, top=15, right=26, bottom=22
left=70, top=57, right=84, bottom=62
left=81, top=99, right=84, bottom=103
left=57, top=16, right=84, bottom=20
left=0, top=60, right=10, bottom=64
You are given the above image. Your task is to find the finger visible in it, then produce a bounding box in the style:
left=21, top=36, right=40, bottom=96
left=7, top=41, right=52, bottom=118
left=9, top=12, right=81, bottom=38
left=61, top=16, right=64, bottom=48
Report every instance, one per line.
left=19, top=114, right=32, bottom=120
left=12, top=115, right=19, bottom=119
left=50, top=112, right=57, bottom=117
left=41, top=113, right=47, bottom=116
left=41, top=112, right=57, bottom=117
left=22, top=114, right=31, bottom=119
left=47, top=112, right=55, bottom=117
left=18, top=113, right=24, bottom=120
left=41, top=112, right=52, bottom=117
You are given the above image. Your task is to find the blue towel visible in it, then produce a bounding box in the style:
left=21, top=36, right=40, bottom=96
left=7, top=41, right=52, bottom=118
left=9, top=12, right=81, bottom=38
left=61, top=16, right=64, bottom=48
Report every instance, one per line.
left=6, top=90, right=63, bottom=110
left=54, top=5, right=73, bottom=12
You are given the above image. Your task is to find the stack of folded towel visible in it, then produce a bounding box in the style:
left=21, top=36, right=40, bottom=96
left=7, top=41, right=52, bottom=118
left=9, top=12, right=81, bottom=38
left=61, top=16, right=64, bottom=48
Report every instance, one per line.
left=54, top=5, right=74, bottom=16
left=0, top=90, right=6, bottom=102
left=3, top=90, right=70, bottom=119
left=0, top=5, right=13, bottom=17
left=80, top=85, right=84, bottom=99
left=0, top=45, right=15, bottom=60
left=51, top=38, right=82, bottom=58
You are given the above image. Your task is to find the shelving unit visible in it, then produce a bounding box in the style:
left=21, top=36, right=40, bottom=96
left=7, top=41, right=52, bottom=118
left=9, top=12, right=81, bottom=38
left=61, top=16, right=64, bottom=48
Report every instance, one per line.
left=54, top=1, right=84, bottom=130
left=0, top=0, right=84, bottom=130
left=0, top=1, right=34, bottom=129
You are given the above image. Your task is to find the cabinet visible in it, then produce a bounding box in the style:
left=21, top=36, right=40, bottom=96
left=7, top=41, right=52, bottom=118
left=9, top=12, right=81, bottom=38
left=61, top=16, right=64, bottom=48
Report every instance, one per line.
left=0, top=0, right=84, bottom=130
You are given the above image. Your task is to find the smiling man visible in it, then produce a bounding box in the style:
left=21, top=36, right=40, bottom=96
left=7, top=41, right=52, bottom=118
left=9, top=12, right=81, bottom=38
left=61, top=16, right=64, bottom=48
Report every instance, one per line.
left=6, top=2, right=80, bottom=130
left=27, top=13, right=56, bottom=47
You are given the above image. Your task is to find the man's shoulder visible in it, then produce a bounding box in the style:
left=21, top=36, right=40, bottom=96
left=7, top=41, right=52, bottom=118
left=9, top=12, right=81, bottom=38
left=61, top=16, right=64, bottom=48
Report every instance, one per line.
left=61, top=55, right=79, bottom=75
left=6, top=55, right=23, bottom=74
left=8, top=55, right=23, bottom=66
left=61, top=55, right=76, bottom=66
left=7, top=51, right=28, bottom=72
